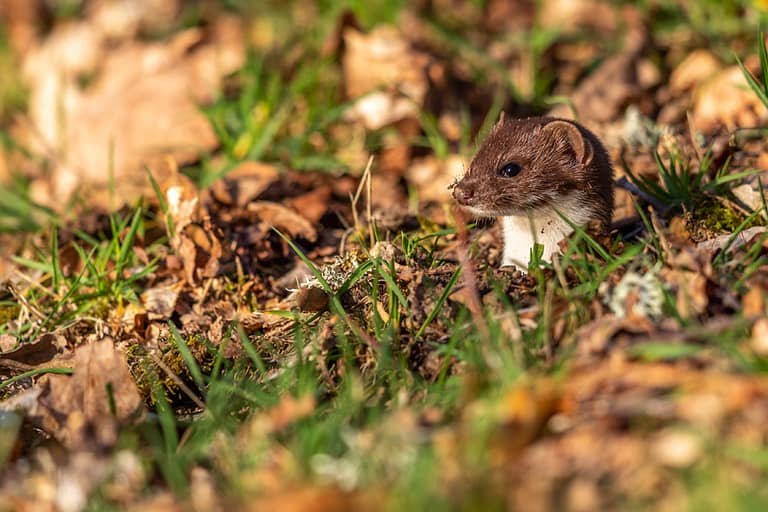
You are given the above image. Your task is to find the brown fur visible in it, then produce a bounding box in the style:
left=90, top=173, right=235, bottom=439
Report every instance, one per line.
left=452, top=115, right=614, bottom=228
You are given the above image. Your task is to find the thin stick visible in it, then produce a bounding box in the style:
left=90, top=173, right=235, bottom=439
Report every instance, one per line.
left=350, top=155, right=375, bottom=236
left=148, top=351, right=206, bottom=411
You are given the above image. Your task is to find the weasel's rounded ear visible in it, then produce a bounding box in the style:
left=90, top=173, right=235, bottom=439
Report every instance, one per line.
left=542, top=120, right=593, bottom=166
left=490, top=111, right=507, bottom=133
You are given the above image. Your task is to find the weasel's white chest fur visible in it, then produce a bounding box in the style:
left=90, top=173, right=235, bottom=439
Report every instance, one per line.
left=500, top=193, right=594, bottom=269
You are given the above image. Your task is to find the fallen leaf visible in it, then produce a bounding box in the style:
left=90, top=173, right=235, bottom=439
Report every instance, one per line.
left=20, top=16, right=245, bottom=209
left=668, top=49, right=721, bottom=93
left=696, top=226, right=767, bottom=253
left=210, top=161, right=280, bottom=208
left=750, top=318, right=768, bottom=356
left=743, top=285, right=766, bottom=317
left=140, top=282, right=183, bottom=319
left=341, top=25, right=429, bottom=130
left=731, top=173, right=768, bottom=212
left=284, top=186, right=333, bottom=225
left=0, top=333, right=67, bottom=373
left=405, top=154, right=465, bottom=204
left=162, top=165, right=201, bottom=241
left=692, top=65, right=768, bottom=133
left=537, top=0, right=618, bottom=33
left=547, top=6, right=649, bottom=125
left=32, top=338, right=144, bottom=449
left=248, top=201, right=317, bottom=242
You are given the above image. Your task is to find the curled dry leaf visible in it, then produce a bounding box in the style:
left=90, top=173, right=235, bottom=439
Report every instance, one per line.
left=0, top=333, right=67, bottom=373
left=177, top=223, right=223, bottom=284
left=162, top=167, right=200, bottom=241
left=210, top=161, right=280, bottom=208
left=248, top=201, right=317, bottom=243
left=32, top=338, right=144, bottom=450
left=140, top=282, right=184, bottom=319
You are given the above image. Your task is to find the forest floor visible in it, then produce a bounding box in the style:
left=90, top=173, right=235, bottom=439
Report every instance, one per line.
left=3, top=1, right=768, bottom=510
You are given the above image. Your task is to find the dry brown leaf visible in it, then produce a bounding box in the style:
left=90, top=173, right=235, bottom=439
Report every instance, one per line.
left=669, top=270, right=709, bottom=320
left=341, top=25, right=429, bottom=130
left=140, top=282, right=183, bottom=319
left=405, top=154, right=465, bottom=204
left=468, top=382, right=560, bottom=464
left=210, top=161, right=280, bottom=207
left=0, top=333, right=67, bottom=372
left=0, top=146, right=8, bottom=185
left=248, top=201, right=317, bottom=242
left=750, top=318, right=768, bottom=356
left=668, top=49, right=721, bottom=93
left=0, top=0, right=45, bottom=53
left=731, top=172, right=768, bottom=212
left=571, top=315, right=655, bottom=359
left=692, top=65, right=768, bottom=133
left=696, top=227, right=767, bottom=254
left=743, top=286, right=766, bottom=318
left=32, top=338, right=144, bottom=450
left=162, top=166, right=201, bottom=241
left=20, top=16, right=245, bottom=209
left=536, top=0, right=618, bottom=33
left=0, top=334, right=17, bottom=353
left=86, top=0, right=182, bottom=38
left=483, top=0, right=535, bottom=32
left=547, top=6, right=649, bottom=126
left=175, top=223, right=223, bottom=284
left=240, top=485, right=368, bottom=512
left=284, top=186, right=333, bottom=225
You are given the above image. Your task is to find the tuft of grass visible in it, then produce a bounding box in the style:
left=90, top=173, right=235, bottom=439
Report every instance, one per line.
left=737, top=29, right=768, bottom=110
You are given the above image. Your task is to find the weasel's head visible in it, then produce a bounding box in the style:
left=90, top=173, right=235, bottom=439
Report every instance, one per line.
left=452, top=115, right=612, bottom=221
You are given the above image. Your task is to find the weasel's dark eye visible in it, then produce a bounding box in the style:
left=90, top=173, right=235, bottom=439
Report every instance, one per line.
left=498, top=162, right=522, bottom=178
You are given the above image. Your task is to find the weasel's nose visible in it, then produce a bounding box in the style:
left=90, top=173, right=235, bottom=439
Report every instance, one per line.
left=453, top=185, right=475, bottom=205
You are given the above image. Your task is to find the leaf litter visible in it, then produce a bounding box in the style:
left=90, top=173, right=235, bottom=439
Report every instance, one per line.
left=2, top=1, right=768, bottom=511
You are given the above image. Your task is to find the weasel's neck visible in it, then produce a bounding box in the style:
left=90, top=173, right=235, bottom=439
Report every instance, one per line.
left=500, top=196, right=596, bottom=269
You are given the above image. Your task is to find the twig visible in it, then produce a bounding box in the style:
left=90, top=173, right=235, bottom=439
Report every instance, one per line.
left=148, top=351, right=206, bottom=411
left=615, top=176, right=669, bottom=214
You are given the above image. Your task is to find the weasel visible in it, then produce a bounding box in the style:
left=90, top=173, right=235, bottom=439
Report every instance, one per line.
left=452, top=114, right=614, bottom=269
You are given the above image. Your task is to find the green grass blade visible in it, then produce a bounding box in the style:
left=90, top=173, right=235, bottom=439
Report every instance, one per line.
left=416, top=265, right=462, bottom=339
left=168, top=322, right=205, bottom=393
left=0, top=367, right=74, bottom=392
